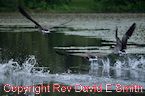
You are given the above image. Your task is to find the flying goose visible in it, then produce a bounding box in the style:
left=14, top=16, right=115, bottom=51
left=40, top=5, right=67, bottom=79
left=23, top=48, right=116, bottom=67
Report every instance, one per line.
left=85, top=23, right=136, bottom=61
left=18, top=6, right=51, bottom=33
left=113, top=23, right=136, bottom=55
left=18, top=6, right=71, bottom=33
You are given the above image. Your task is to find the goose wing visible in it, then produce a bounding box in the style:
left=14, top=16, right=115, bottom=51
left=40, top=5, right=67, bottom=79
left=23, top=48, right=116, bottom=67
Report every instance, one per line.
left=114, top=27, right=122, bottom=51
left=121, top=23, right=136, bottom=50
left=18, top=6, right=43, bottom=30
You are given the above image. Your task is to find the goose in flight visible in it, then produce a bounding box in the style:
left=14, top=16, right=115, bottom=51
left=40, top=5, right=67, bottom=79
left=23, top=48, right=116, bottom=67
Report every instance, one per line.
left=18, top=6, right=71, bottom=33
left=18, top=6, right=50, bottom=33
left=84, top=23, right=136, bottom=61
left=113, top=23, right=136, bottom=55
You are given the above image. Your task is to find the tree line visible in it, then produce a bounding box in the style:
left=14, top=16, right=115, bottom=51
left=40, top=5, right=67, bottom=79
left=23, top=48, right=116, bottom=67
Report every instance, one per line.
left=0, top=0, right=145, bottom=12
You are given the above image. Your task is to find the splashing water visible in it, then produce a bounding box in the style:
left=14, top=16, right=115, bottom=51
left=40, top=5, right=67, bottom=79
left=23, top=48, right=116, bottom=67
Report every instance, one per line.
left=89, top=55, right=145, bottom=82
left=0, top=55, right=145, bottom=95
left=0, top=55, right=50, bottom=86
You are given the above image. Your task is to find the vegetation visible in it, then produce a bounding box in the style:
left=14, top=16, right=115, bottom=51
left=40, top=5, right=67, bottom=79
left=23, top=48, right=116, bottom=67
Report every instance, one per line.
left=0, top=0, right=145, bottom=12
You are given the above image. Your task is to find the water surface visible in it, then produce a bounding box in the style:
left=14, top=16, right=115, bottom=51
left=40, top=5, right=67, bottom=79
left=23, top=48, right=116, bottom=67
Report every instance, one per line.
left=0, top=13, right=145, bottom=95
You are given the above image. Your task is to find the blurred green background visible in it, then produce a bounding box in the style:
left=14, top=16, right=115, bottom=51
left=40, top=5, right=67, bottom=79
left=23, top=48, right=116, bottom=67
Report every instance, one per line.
left=0, top=0, right=145, bottom=12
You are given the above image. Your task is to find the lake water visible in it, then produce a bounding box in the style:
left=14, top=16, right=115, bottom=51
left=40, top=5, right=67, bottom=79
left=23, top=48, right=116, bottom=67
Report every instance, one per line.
left=0, top=13, right=145, bottom=95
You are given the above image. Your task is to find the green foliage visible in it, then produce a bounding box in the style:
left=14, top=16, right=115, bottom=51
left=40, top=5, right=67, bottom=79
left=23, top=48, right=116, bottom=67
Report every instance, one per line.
left=93, top=0, right=145, bottom=12
left=0, top=0, right=18, bottom=11
left=0, top=0, right=145, bottom=12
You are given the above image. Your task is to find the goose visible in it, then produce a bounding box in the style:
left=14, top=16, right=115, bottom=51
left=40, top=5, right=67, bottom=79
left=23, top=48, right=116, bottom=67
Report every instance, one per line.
left=113, top=23, right=136, bottom=55
left=18, top=6, right=71, bottom=33
left=18, top=6, right=51, bottom=33
left=85, top=23, right=136, bottom=61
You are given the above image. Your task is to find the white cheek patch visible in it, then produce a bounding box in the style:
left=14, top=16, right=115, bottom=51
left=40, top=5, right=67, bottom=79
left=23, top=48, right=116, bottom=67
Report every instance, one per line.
left=89, top=56, right=98, bottom=62
left=41, top=30, right=50, bottom=33
left=118, top=51, right=127, bottom=56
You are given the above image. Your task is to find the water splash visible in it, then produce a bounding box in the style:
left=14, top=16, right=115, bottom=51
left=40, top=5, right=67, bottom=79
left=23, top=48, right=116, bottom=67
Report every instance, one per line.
left=0, top=55, right=145, bottom=95
left=89, top=55, right=145, bottom=82
left=0, top=55, right=50, bottom=86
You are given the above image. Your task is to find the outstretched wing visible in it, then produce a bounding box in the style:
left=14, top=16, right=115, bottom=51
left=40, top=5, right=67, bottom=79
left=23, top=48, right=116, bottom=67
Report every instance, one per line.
left=18, top=6, right=43, bottom=30
left=49, top=18, right=73, bottom=29
left=114, top=27, right=122, bottom=51
left=121, top=23, right=136, bottom=50
left=115, top=27, right=122, bottom=43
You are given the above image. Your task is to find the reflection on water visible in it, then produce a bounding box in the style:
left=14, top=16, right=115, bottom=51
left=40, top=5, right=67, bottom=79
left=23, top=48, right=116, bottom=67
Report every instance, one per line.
left=0, top=13, right=145, bottom=95
left=0, top=32, right=95, bottom=73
